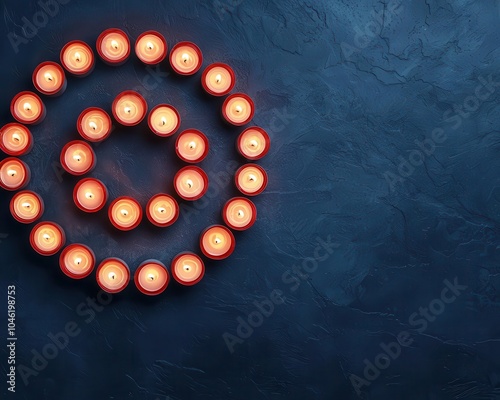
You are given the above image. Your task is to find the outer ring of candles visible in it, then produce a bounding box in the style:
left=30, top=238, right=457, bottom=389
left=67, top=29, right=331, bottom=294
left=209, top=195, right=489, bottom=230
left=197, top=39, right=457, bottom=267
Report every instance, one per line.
left=32, top=61, right=67, bottom=96
left=135, top=30, right=168, bottom=65
left=60, top=40, right=95, bottom=77
left=173, top=166, right=209, bottom=201
left=175, top=129, right=210, bottom=163
left=169, top=41, right=203, bottom=76
left=96, top=257, right=130, bottom=294
left=0, top=157, right=31, bottom=191
left=29, top=221, right=66, bottom=256
left=10, top=91, right=46, bottom=125
left=77, top=107, right=113, bottom=142
left=235, top=163, right=268, bottom=196
left=201, top=63, right=236, bottom=96
left=108, top=196, right=143, bottom=231
left=60, top=140, right=96, bottom=176
left=237, top=126, right=271, bottom=160
left=73, top=178, right=108, bottom=213
left=199, top=225, right=236, bottom=260
left=147, top=104, right=181, bottom=137
left=0, top=123, right=33, bottom=156
left=59, top=243, right=95, bottom=279
left=9, top=190, right=44, bottom=224
left=222, top=197, right=257, bottom=231
left=96, top=28, right=131, bottom=65
left=171, top=252, right=205, bottom=286
left=146, top=193, right=179, bottom=227
left=134, top=260, right=170, bottom=296
left=112, top=90, right=148, bottom=127
left=222, top=93, right=255, bottom=126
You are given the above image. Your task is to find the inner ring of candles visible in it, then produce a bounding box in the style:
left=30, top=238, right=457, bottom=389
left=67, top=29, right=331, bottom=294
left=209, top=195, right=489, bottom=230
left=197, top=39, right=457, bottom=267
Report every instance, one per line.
left=136, top=32, right=166, bottom=63
left=173, top=254, right=204, bottom=283
left=110, top=198, right=141, bottom=229
left=61, top=41, right=94, bottom=74
left=202, top=227, right=233, bottom=257
left=79, top=109, right=111, bottom=140
left=61, top=245, right=95, bottom=277
left=148, top=195, right=178, bottom=225
left=100, top=32, right=129, bottom=60
left=149, top=105, right=180, bottom=136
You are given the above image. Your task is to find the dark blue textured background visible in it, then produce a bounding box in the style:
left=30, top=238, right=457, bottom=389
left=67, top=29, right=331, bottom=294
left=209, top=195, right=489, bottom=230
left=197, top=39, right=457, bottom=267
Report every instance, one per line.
left=1, top=0, right=500, bottom=399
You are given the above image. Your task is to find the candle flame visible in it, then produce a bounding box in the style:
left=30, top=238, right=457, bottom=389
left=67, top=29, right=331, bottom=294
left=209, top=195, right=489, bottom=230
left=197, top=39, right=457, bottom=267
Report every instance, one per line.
left=43, top=233, right=51, bottom=241
left=182, top=53, right=190, bottom=63
left=250, top=139, right=258, bottom=148
left=22, top=202, right=31, bottom=209
left=75, top=257, right=82, bottom=265
left=120, top=209, right=129, bottom=217
left=147, top=273, right=155, bottom=281
left=89, top=121, right=97, bottom=131
left=108, top=272, right=116, bottom=280
left=215, top=73, right=222, bottom=84
left=73, top=154, right=82, bottom=162
left=23, top=102, right=32, bottom=112
left=235, top=105, right=243, bottom=114
left=160, top=117, right=167, bottom=126
left=12, top=133, right=21, bottom=143
left=186, top=179, right=193, bottom=189
left=7, top=169, right=17, bottom=177
left=85, top=191, right=94, bottom=200
left=74, top=52, right=81, bottom=62
left=183, top=264, right=191, bottom=272
left=44, top=72, right=53, bottom=82
left=214, top=236, right=222, bottom=245
left=124, top=107, right=132, bottom=114
left=237, top=210, right=245, bottom=218
left=111, top=40, right=119, bottom=50
left=248, top=174, right=256, bottom=182
left=188, top=141, right=196, bottom=149
left=146, top=41, right=154, bottom=51
left=158, top=207, right=166, bottom=214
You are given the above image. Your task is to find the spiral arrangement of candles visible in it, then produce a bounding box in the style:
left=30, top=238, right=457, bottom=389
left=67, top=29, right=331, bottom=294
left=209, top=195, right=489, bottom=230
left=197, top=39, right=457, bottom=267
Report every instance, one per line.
left=0, top=28, right=271, bottom=297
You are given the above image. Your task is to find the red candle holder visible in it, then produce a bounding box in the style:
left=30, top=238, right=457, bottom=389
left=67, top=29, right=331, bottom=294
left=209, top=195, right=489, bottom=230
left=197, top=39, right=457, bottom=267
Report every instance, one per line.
left=0, top=157, right=31, bottom=191
left=223, top=197, right=257, bottom=231
left=235, top=163, right=268, bottom=196
left=10, top=91, right=46, bottom=125
left=134, top=260, right=170, bottom=296
left=77, top=107, right=112, bottom=142
left=173, top=166, right=209, bottom=201
left=60, top=140, right=96, bottom=176
left=59, top=243, right=95, bottom=279
left=222, top=93, right=255, bottom=126
left=0, top=123, right=33, bottom=156
left=73, top=178, right=108, bottom=213
left=237, top=127, right=270, bottom=160
left=96, top=257, right=130, bottom=293
left=175, top=129, right=209, bottom=163
left=146, top=193, right=179, bottom=227
left=200, top=225, right=236, bottom=260
left=108, top=196, right=143, bottom=231
left=112, top=90, right=148, bottom=126
left=10, top=190, right=44, bottom=224
left=201, top=63, right=235, bottom=96
left=169, top=41, right=203, bottom=75
left=32, top=61, right=67, bottom=96
left=30, top=221, right=66, bottom=256
left=148, top=104, right=181, bottom=137
left=135, top=30, right=168, bottom=65
left=171, top=252, right=205, bottom=286
left=96, top=28, right=131, bottom=65
left=60, top=40, right=95, bottom=77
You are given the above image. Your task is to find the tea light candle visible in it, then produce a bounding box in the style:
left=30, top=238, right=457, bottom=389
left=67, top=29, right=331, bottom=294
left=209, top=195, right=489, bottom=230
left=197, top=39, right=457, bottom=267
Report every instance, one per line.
left=60, top=140, right=96, bottom=176
left=77, top=107, right=112, bottom=142
left=146, top=194, right=179, bottom=227
left=0, top=157, right=30, bottom=191
left=237, top=127, right=270, bottom=160
left=96, top=28, right=130, bottom=65
left=148, top=104, right=180, bottom=137
left=0, top=123, right=33, bottom=156
left=174, top=166, right=208, bottom=201
left=135, top=30, right=167, bottom=65
left=169, top=41, right=203, bottom=75
left=223, top=197, right=257, bottom=231
left=59, top=244, right=95, bottom=279
left=175, top=129, right=209, bottom=163
left=112, top=90, right=147, bottom=126
left=10, top=91, right=46, bottom=125
left=201, top=63, right=235, bottom=96
left=10, top=190, right=44, bottom=224
left=109, top=196, right=142, bottom=231
left=200, top=225, right=236, bottom=260
left=73, top=178, right=108, bottom=213
left=60, top=40, right=95, bottom=76
left=32, top=61, right=67, bottom=96
left=171, top=252, right=205, bottom=286
left=30, top=221, right=65, bottom=256
left=222, top=93, right=255, bottom=126
left=134, top=260, right=169, bottom=295
left=235, top=164, right=268, bottom=196
left=96, top=258, right=130, bottom=293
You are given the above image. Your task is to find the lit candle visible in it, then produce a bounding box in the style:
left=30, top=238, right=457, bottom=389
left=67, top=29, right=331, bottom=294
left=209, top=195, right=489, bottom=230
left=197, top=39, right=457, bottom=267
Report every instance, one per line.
left=30, top=221, right=65, bottom=256
left=0, top=157, right=30, bottom=191
left=200, top=225, right=235, bottom=260
left=96, top=28, right=130, bottom=65
left=59, top=244, right=95, bottom=279
left=171, top=252, right=205, bottom=286
left=135, top=30, right=167, bottom=65
left=134, top=260, right=169, bottom=295
left=60, top=140, right=96, bottom=176
left=10, top=91, right=46, bottom=125
left=10, top=190, right=44, bottom=224
left=73, top=178, right=108, bottom=213
left=32, top=61, right=67, bottom=96
left=175, top=129, right=209, bottom=163
left=146, top=193, right=179, bottom=227
left=112, top=90, right=148, bottom=126
left=222, top=93, right=255, bottom=126
left=169, top=41, right=203, bottom=75
left=108, top=196, right=142, bottom=231
left=148, top=104, right=180, bottom=137
left=96, top=258, right=130, bottom=293
left=77, top=107, right=112, bottom=142
left=235, top=164, right=268, bottom=196
left=174, top=166, right=208, bottom=201
left=0, top=123, right=33, bottom=156
left=60, top=40, right=95, bottom=77
left=223, top=197, right=257, bottom=231
left=201, top=63, right=235, bottom=96
left=237, top=127, right=270, bottom=160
